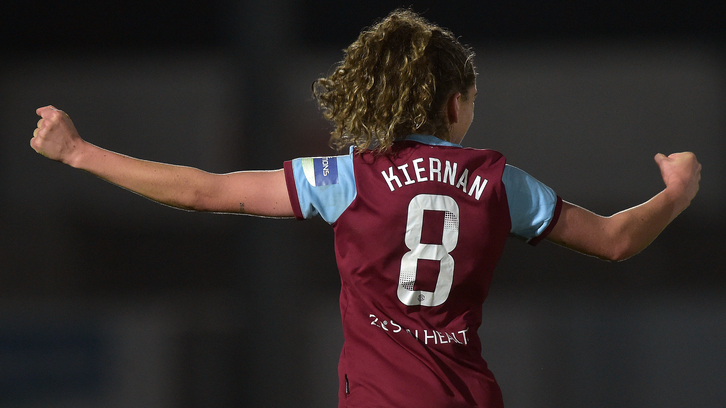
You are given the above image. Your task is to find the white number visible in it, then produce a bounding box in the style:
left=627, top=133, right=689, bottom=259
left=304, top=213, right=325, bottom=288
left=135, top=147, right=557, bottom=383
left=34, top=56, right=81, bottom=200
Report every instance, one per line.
left=397, top=194, right=459, bottom=307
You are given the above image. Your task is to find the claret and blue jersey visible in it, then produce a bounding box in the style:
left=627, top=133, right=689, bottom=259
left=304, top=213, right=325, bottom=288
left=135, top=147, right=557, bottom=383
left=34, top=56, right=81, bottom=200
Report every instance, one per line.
left=283, top=135, right=562, bottom=408
left=286, top=135, right=559, bottom=243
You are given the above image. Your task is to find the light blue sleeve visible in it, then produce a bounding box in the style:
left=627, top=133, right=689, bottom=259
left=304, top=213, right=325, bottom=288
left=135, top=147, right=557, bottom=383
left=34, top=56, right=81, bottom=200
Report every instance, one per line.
left=502, top=164, right=559, bottom=242
left=289, top=151, right=357, bottom=223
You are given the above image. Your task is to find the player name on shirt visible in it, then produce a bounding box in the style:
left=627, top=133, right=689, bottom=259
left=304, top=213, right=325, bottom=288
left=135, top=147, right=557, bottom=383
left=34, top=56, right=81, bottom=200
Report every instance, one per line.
left=380, top=157, right=489, bottom=200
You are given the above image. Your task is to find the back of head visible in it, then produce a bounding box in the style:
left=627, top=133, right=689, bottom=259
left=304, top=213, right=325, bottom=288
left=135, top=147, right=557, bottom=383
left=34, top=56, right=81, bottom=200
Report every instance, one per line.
left=314, top=9, right=477, bottom=152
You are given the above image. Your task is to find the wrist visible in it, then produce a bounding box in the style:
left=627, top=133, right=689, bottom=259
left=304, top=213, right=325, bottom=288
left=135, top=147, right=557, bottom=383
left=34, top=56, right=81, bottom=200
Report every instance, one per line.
left=661, top=184, right=692, bottom=215
left=65, top=140, right=93, bottom=169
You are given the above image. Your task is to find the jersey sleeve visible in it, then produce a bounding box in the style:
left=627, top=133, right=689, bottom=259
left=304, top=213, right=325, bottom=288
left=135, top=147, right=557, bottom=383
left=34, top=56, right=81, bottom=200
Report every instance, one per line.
left=502, top=164, right=562, bottom=245
left=283, top=152, right=357, bottom=223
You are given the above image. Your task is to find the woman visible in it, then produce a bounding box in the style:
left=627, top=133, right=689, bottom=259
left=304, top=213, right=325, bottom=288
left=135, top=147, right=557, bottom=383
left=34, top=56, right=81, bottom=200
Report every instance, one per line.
left=31, top=9, right=700, bottom=408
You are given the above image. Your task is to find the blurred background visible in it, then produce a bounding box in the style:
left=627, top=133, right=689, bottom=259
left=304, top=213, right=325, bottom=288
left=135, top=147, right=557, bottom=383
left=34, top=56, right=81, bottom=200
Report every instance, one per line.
left=1, top=1, right=725, bottom=407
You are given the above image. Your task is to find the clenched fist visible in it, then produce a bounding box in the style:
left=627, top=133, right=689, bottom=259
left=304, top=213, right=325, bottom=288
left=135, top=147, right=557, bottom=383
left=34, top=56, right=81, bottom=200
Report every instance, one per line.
left=31, top=106, right=84, bottom=165
left=654, top=152, right=701, bottom=204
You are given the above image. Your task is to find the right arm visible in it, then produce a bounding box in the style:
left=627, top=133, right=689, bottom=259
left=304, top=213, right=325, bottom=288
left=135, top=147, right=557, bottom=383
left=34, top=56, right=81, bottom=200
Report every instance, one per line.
left=31, top=106, right=294, bottom=217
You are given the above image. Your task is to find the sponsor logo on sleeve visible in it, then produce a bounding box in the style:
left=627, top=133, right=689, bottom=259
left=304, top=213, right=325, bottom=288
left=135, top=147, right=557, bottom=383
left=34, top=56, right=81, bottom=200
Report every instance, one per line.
left=301, top=157, right=339, bottom=186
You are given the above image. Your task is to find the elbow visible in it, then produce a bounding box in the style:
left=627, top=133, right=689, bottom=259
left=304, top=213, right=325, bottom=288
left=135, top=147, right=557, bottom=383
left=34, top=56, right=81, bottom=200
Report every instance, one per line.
left=599, top=239, right=640, bottom=262
left=162, top=188, right=206, bottom=212
left=600, top=251, right=630, bottom=263
left=151, top=168, right=220, bottom=212
left=186, top=190, right=213, bottom=212
left=183, top=174, right=222, bottom=212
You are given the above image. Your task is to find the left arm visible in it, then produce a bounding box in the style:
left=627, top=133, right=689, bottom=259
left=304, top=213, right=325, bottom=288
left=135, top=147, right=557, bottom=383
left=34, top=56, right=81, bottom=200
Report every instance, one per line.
left=547, top=152, right=701, bottom=261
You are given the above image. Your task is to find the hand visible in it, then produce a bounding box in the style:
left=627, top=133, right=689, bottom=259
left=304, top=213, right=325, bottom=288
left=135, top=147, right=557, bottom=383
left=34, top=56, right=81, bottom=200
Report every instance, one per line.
left=31, top=106, right=84, bottom=165
left=654, top=152, right=701, bottom=203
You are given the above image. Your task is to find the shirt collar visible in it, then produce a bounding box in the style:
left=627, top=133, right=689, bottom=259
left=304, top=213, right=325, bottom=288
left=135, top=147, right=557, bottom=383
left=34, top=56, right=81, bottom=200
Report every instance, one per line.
left=405, top=134, right=462, bottom=148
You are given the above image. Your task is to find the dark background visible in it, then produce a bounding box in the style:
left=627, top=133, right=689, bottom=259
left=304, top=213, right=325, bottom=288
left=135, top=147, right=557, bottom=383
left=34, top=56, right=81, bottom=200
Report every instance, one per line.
left=1, top=1, right=725, bottom=407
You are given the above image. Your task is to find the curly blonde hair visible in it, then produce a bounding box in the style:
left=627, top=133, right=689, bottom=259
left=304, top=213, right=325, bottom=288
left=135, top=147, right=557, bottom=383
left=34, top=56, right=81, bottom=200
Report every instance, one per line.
left=313, top=9, right=477, bottom=152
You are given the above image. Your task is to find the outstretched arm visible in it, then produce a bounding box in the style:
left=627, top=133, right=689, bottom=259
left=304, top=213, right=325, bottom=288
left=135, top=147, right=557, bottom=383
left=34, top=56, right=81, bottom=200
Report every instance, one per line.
left=31, top=106, right=294, bottom=217
left=547, top=152, right=701, bottom=261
